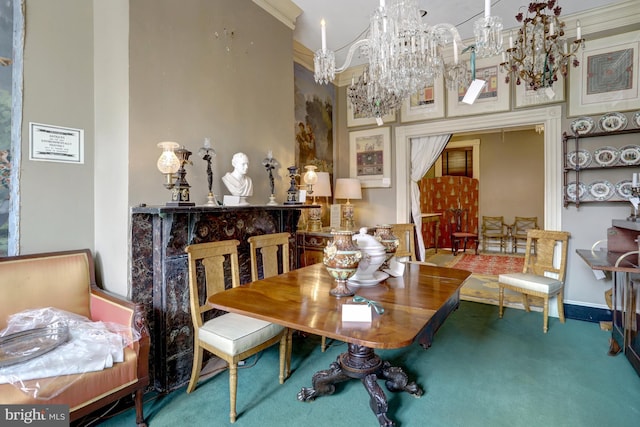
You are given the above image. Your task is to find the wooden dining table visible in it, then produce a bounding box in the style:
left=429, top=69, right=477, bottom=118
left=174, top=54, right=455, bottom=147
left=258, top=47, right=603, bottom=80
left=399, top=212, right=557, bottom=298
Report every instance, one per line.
left=208, top=262, right=471, bottom=426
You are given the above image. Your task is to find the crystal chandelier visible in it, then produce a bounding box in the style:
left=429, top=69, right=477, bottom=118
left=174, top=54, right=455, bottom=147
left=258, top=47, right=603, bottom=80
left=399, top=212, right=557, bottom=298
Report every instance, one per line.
left=500, top=1, right=584, bottom=91
left=314, top=0, right=504, bottom=117
left=474, top=0, right=504, bottom=58
left=347, top=65, right=403, bottom=119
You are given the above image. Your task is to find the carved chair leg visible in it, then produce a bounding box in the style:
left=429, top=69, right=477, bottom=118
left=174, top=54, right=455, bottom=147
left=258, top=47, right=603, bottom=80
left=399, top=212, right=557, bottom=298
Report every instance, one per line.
left=498, top=286, right=505, bottom=318
left=521, top=293, right=531, bottom=312
left=557, top=290, right=566, bottom=324
left=229, top=363, right=238, bottom=423
left=543, top=296, right=549, bottom=333
left=187, top=346, right=203, bottom=393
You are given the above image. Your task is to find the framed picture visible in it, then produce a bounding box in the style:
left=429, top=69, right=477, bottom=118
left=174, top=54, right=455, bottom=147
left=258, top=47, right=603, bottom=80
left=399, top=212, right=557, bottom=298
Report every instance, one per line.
left=400, top=76, right=445, bottom=122
left=349, top=127, right=391, bottom=188
left=515, top=76, right=565, bottom=108
left=347, top=101, right=395, bottom=127
left=446, top=56, right=510, bottom=117
left=569, top=31, right=640, bottom=117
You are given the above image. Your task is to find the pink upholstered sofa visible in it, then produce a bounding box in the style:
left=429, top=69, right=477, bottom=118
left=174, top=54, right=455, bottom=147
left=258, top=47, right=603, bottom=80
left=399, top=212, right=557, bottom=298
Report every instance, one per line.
left=0, top=249, right=149, bottom=426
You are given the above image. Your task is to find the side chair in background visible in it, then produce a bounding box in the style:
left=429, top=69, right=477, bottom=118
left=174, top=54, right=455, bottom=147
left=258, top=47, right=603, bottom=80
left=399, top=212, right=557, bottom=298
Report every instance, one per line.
left=512, top=216, right=539, bottom=254
left=186, top=240, right=290, bottom=423
left=481, top=216, right=508, bottom=253
left=498, top=229, right=570, bottom=333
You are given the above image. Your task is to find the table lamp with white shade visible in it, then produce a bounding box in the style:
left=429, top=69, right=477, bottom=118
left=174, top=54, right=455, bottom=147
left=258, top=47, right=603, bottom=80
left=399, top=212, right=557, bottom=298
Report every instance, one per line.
left=334, top=178, right=362, bottom=230
left=308, top=172, right=332, bottom=231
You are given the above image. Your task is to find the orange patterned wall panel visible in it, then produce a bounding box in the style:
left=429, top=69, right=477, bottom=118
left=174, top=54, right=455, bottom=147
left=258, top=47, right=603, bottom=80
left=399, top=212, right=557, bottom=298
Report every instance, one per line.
left=418, top=176, right=479, bottom=250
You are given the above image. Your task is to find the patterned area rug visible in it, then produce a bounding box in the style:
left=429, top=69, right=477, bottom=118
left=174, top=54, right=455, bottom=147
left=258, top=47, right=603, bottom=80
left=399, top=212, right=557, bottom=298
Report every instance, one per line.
left=446, top=253, right=524, bottom=276
left=424, top=251, right=536, bottom=309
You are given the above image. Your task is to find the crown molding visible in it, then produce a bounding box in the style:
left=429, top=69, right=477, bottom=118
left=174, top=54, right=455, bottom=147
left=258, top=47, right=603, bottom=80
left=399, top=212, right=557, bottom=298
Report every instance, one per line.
left=252, top=0, right=302, bottom=30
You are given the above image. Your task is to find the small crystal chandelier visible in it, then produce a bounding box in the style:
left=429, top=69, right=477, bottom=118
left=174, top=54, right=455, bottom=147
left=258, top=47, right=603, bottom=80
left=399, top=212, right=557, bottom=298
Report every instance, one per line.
left=347, top=65, right=403, bottom=120
left=474, top=0, right=504, bottom=58
left=500, top=1, right=584, bottom=91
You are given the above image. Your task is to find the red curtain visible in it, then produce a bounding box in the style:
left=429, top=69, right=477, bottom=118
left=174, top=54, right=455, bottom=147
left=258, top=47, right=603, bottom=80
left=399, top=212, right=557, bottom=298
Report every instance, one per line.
left=418, top=176, right=479, bottom=250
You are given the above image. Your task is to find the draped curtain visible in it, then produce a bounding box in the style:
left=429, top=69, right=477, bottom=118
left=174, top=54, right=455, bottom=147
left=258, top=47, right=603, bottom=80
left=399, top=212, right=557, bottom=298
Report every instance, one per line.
left=410, top=134, right=451, bottom=260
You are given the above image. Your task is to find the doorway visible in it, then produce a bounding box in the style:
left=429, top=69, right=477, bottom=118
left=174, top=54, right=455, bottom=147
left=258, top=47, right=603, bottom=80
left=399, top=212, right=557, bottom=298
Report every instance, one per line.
left=394, top=106, right=562, bottom=232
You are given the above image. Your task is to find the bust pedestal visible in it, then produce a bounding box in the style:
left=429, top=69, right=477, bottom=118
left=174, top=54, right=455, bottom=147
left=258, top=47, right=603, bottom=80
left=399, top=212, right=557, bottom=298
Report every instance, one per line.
left=223, top=195, right=249, bottom=206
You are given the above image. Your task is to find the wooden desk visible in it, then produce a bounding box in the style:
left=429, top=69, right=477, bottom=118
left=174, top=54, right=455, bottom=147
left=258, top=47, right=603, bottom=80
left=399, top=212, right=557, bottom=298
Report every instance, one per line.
left=421, top=213, right=442, bottom=252
left=576, top=249, right=640, bottom=376
left=209, top=262, right=470, bottom=426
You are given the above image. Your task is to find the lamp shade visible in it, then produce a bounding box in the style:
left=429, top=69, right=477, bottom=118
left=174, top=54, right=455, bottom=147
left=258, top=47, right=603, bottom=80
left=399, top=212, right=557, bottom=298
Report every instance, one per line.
left=313, top=172, right=332, bottom=198
left=334, top=178, right=362, bottom=201
left=157, top=141, right=181, bottom=174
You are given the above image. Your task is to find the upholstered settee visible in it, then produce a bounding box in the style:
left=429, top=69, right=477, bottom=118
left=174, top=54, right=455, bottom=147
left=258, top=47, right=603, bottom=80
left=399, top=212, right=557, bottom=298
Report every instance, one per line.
left=0, top=249, right=149, bottom=426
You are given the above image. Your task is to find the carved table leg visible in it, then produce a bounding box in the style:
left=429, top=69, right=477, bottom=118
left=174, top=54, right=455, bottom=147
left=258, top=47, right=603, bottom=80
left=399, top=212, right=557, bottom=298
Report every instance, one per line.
left=297, top=359, right=350, bottom=402
left=380, top=361, right=424, bottom=397
left=363, top=373, right=394, bottom=427
left=298, top=343, right=423, bottom=427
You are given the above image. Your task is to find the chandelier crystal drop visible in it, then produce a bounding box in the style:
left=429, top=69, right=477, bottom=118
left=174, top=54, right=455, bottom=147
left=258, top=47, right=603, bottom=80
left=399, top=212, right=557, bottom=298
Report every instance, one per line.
left=500, top=0, right=584, bottom=91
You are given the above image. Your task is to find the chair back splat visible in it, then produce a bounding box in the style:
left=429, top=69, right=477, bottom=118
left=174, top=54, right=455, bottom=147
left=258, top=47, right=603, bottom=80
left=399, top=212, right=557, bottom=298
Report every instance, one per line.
left=512, top=216, right=538, bottom=254
left=185, top=240, right=290, bottom=423
left=481, top=216, right=508, bottom=253
left=498, top=229, right=570, bottom=333
left=248, top=232, right=291, bottom=282
left=391, top=223, right=417, bottom=260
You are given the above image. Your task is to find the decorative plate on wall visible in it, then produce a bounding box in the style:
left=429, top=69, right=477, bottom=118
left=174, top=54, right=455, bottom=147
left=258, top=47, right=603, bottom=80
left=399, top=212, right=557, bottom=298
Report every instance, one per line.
left=566, top=149, right=592, bottom=168
left=634, top=111, right=640, bottom=128
left=588, top=180, right=615, bottom=201
left=599, top=112, right=628, bottom=132
left=566, top=181, right=587, bottom=202
left=570, top=117, right=595, bottom=135
left=616, top=180, right=633, bottom=199
left=619, top=145, right=640, bottom=165
left=593, top=146, right=620, bottom=167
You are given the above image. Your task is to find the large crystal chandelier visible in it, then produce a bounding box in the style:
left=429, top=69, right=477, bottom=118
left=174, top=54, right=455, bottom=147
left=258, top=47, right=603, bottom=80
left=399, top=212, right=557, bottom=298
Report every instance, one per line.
left=500, top=1, right=584, bottom=91
left=314, top=0, right=504, bottom=118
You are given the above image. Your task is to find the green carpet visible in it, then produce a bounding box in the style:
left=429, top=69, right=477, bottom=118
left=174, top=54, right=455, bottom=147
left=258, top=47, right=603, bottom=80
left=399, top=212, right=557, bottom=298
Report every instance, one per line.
left=90, top=302, right=640, bottom=427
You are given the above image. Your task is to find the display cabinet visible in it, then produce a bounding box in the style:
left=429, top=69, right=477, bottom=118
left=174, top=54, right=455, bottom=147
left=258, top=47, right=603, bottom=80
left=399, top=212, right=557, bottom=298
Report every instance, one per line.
left=563, top=127, right=640, bottom=208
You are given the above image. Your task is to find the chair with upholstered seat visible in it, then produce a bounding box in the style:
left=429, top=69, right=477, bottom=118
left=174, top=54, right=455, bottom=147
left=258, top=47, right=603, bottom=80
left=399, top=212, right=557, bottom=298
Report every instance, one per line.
left=391, top=223, right=417, bottom=260
left=248, top=232, right=293, bottom=371
left=511, top=216, right=538, bottom=254
left=481, top=216, right=508, bottom=253
left=498, top=229, right=570, bottom=333
left=185, top=240, right=290, bottom=423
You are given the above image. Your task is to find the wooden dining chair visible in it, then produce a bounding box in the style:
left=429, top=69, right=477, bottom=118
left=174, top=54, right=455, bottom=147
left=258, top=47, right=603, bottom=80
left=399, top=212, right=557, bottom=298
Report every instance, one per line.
left=449, top=208, right=479, bottom=256
left=498, top=229, right=570, bottom=333
left=247, top=232, right=293, bottom=373
left=391, top=223, right=417, bottom=260
left=481, top=216, right=508, bottom=253
left=186, top=240, right=290, bottom=423
left=511, top=216, right=538, bottom=254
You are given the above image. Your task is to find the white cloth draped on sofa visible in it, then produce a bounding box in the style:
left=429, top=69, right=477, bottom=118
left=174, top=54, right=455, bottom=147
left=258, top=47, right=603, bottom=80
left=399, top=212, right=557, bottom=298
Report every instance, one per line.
left=0, top=308, right=138, bottom=398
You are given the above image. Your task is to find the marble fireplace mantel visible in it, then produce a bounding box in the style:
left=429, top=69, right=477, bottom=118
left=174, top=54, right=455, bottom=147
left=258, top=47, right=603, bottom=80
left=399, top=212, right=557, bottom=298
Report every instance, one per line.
left=130, top=204, right=312, bottom=391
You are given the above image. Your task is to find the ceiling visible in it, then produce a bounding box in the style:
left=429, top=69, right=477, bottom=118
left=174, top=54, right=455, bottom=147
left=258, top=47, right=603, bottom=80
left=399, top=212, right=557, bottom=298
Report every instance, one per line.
left=291, top=0, right=622, bottom=67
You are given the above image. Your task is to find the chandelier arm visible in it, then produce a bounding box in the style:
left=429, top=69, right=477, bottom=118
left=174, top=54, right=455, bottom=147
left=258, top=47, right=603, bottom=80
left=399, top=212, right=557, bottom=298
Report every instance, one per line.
left=334, top=39, right=369, bottom=74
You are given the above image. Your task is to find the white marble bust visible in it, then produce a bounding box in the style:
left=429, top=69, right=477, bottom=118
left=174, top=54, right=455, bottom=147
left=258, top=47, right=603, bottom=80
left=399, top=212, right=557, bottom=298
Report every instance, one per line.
left=222, top=152, right=253, bottom=197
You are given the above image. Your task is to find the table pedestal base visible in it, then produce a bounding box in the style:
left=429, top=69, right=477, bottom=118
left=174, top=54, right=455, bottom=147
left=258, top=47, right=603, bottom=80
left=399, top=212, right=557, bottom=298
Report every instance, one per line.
left=297, top=343, right=423, bottom=426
